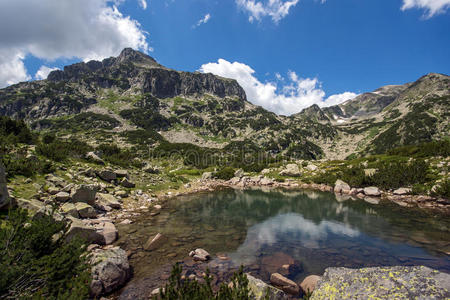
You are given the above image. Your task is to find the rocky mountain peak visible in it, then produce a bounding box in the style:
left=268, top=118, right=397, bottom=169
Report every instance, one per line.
left=115, top=48, right=158, bottom=66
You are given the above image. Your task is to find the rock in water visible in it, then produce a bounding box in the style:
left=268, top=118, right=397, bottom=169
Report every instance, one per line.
left=270, top=273, right=300, bottom=296
left=310, top=266, right=450, bottom=300
left=144, top=233, right=165, bottom=251
left=246, top=274, right=289, bottom=300
left=189, top=248, right=211, bottom=261
left=300, top=275, right=321, bottom=294
left=0, top=163, right=10, bottom=210
left=90, top=247, right=131, bottom=297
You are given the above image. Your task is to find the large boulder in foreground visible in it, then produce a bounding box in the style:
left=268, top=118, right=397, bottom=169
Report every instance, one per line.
left=90, top=247, right=131, bottom=297
left=0, top=163, right=10, bottom=210
left=311, top=266, right=450, bottom=300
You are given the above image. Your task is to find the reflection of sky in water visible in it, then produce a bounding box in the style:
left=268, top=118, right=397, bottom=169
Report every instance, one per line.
left=229, top=212, right=360, bottom=264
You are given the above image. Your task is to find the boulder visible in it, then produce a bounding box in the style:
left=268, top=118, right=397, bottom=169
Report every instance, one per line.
left=90, top=247, right=131, bottom=297
left=0, top=163, right=11, bottom=210
left=202, top=172, right=213, bottom=180
left=393, top=188, right=412, bottom=195
left=17, top=198, right=46, bottom=214
left=363, top=186, right=381, bottom=197
left=300, top=275, right=321, bottom=294
left=97, top=170, right=117, bottom=182
left=334, top=180, right=350, bottom=194
left=71, top=184, right=98, bottom=205
left=120, top=178, right=135, bottom=188
left=270, top=273, right=300, bottom=296
left=260, top=177, right=274, bottom=186
left=143, top=165, right=160, bottom=174
left=229, top=177, right=241, bottom=185
left=97, top=193, right=121, bottom=209
left=114, top=169, right=129, bottom=178
left=60, top=202, right=79, bottom=218
left=246, top=274, right=289, bottom=300
left=75, top=202, right=97, bottom=218
left=47, top=186, right=60, bottom=195
left=189, top=248, right=211, bottom=261
left=55, top=191, right=70, bottom=202
left=144, top=233, right=166, bottom=251
left=279, top=164, right=301, bottom=177
left=306, top=164, right=318, bottom=171
left=66, top=217, right=105, bottom=245
left=364, top=168, right=377, bottom=177
left=96, top=222, right=118, bottom=245
left=86, top=152, right=105, bottom=165
left=310, top=266, right=450, bottom=300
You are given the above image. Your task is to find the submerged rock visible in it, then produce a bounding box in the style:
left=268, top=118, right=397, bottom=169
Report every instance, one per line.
left=270, top=273, right=300, bottom=296
left=311, top=266, right=450, bottom=300
left=300, top=275, right=321, bottom=294
left=144, top=233, right=165, bottom=251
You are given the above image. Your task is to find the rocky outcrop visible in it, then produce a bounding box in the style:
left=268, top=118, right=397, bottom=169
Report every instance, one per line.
left=0, top=163, right=10, bottom=210
left=334, top=180, right=350, bottom=194
left=279, top=164, right=301, bottom=177
left=311, top=266, right=450, bottom=300
left=90, top=247, right=131, bottom=297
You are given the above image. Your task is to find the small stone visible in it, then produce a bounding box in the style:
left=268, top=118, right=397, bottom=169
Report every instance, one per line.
left=144, top=233, right=165, bottom=251
left=75, top=202, right=97, bottom=218
left=191, top=248, right=211, bottom=262
left=300, top=275, right=321, bottom=294
left=55, top=191, right=70, bottom=202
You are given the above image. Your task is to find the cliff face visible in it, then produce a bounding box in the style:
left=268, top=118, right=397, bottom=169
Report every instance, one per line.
left=0, top=48, right=246, bottom=120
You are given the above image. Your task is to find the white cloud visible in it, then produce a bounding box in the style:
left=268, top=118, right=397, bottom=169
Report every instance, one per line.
left=35, top=66, right=60, bottom=80
left=0, top=0, right=150, bottom=88
left=138, top=0, right=147, bottom=10
left=193, top=13, right=211, bottom=28
left=0, top=50, right=30, bottom=87
left=199, top=59, right=357, bottom=115
left=401, top=0, right=450, bottom=17
left=236, top=0, right=300, bottom=23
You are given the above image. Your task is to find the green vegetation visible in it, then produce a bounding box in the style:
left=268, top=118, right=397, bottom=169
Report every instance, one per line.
left=155, top=264, right=252, bottom=300
left=36, top=138, right=92, bottom=162
left=32, top=112, right=120, bottom=132
left=96, top=143, right=141, bottom=167
left=120, top=109, right=172, bottom=131
left=215, top=167, right=235, bottom=180
left=0, top=209, right=90, bottom=299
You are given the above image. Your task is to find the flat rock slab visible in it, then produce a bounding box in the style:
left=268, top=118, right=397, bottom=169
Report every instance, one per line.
left=311, top=266, right=450, bottom=300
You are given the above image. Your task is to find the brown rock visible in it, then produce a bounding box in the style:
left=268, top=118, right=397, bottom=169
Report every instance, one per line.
left=300, top=275, right=321, bottom=293
left=144, top=233, right=165, bottom=251
left=270, top=273, right=300, bottom=296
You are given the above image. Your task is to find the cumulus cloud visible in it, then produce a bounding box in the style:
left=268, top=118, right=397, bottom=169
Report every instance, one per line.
left=35, top=66, right=60, bottom=80
left=401, top=0, right=450, bottom=17
left=199, top=59, right=357, bottom=115
left=0, top=0, right=150, bottom=88
left=236, top=0, right=299, bottom=23
left=193, top=13, right=211, bottom=28
left=138, top=0, right=148, bottom=10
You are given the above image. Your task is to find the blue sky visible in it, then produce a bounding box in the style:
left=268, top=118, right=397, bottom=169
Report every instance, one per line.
left=1, top=0, right=449, bottom=115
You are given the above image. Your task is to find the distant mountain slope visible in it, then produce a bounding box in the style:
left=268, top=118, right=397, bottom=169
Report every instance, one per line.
left=0, top=49, right=448, bottom=160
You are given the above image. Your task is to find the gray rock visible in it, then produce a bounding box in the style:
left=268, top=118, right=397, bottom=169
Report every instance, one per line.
left=229, top=177, right=241, bottom=185
left=75, top=202, right=97, bottom=218
left=189, top=248, right=211, bottom=262
left=97, top=193, right=121, bottom=209
left=279, top=164, right=301, bottom=177
left=120, top=178, right=135, bottom=188
left=363, top=186, right=381, bottom=197
left=0, top=163, right=11, bottom=210
left=86, top=152, right=105, bottom=165
left=96, top=222, right=118, bottom=245
left=311, top=266, right=450, bottom=300
left=364, top=168, right=377, bottom=177
left=114, top=169, right=129, bottom=178
left=60, top=202, right=79, bottom=218
left=71, top=184, right=98, bottom=205
left=246, top=274, right=289, bottom=300
left=143, top=165, right=160, bottom=174
left=17, top=198, right=46, bottom=214
left=306, top=164, right=318, bottom=171
left=55, top=191, right=70, bottom=202
left=97, top=169, right=117, bottom=182
left=90, top=247, right=131, bottom=297
left=66, top=217, right=105, bottom=245
left=202, top=172, right=213, bottom=180
left=334, top=180, right=350, bottom=194
left=393, top=187, right=412, bottom=195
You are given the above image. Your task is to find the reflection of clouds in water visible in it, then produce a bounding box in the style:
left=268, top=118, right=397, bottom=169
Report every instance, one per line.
left=229, top=213, right=360, bottom=264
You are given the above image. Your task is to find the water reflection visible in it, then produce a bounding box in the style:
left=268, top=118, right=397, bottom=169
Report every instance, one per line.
left=117, top=187, right=450, bottom=296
